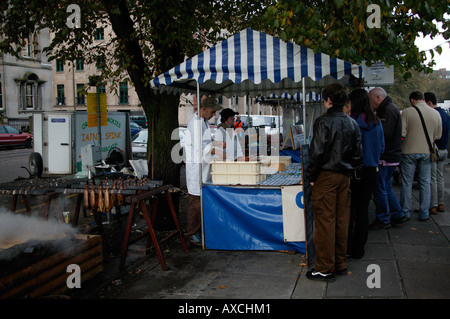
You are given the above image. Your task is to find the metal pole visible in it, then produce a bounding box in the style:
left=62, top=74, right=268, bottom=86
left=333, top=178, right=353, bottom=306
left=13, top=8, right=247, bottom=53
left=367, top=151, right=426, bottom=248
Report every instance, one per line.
left=197, top=82, right=204, bottom=249
left=96, top=87, right=101, bottom=147
left=302, top=78, right=306, bottom=145
left=73, top=60, right=76, bottom=111
left=277, top=100, right=281, bottom=150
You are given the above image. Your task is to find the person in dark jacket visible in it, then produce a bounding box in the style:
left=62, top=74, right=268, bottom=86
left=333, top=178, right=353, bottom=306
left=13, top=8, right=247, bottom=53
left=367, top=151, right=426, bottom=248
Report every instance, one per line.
left=347, top=89, right=385, bottom=259
left=369, top=87, right=408, bottom=229
left=306, top=83, right=362, bottom=282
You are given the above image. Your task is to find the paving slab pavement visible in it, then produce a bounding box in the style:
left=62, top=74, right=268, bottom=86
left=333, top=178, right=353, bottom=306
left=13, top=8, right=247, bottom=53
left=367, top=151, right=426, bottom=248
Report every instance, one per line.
left=79, top=162, right=450, bottom=301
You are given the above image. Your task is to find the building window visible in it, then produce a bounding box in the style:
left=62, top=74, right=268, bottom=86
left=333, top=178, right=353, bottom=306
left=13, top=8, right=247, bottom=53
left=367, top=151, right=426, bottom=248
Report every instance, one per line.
left=32, top=33, right=40, bottom=59
left=76, top=59, right=84, bottom=71
left=119, top=82, right=128, bottom=104
left=96, top=55, right=104, bottom=70
left=21, top=32, right=40, bottom=59
left=21, top=38, right=32, bottom=58
left=25, top=83, right=34, bottom=109
left=57, top=84, right=65, bottom=106
left=56, top=59, right=64, bottom=72
left=18, top=73, right=42, bottom=111
left=76, top=84, right=85, bottom=105
left=95, top=28, right=104, bottom=40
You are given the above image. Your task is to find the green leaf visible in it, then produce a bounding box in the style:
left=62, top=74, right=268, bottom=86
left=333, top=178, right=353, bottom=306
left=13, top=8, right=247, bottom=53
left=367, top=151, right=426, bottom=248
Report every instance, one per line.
left=333, top=0, right=344, bottom=9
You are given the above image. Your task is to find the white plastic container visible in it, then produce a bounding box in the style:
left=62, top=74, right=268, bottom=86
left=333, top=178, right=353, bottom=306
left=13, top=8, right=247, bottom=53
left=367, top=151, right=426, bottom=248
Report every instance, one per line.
left=211, top=172, right=265, bottom=185
left=210, top=160, right=265, bottom=185
left=211, top=161, right=261, bottom=174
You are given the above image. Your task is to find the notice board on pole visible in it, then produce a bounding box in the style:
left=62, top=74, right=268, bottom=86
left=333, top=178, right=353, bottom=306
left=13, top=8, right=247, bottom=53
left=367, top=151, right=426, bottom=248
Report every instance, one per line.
left=363, top=61, right=394, bottom=86
left=87, top=93, right=107, bottom=127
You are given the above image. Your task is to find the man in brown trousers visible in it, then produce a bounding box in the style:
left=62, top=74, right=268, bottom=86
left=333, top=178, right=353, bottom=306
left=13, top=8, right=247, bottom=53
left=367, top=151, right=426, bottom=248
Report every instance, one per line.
left=306, top=83, right=363, bottom=282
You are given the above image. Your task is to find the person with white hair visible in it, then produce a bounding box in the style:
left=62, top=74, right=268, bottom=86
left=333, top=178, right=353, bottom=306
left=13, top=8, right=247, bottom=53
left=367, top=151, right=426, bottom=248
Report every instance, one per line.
left=368, top=87, right=408, bottom=229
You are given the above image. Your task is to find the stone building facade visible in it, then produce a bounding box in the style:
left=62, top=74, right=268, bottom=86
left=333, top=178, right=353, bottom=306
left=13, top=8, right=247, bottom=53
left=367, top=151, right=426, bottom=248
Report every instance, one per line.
left=0, top=28, right=53, bottom=131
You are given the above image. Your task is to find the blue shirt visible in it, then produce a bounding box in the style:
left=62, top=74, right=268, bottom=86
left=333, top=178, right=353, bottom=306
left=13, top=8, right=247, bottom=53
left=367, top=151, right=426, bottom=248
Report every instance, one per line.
left=435, top=107, right=450, bottom=150
left=355, top=114, right=385, bottom=167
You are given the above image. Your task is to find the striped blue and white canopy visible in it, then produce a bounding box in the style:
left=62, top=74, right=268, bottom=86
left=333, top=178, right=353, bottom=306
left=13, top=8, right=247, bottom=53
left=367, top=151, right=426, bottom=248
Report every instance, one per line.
left=151, top=28, right=364, bottom=98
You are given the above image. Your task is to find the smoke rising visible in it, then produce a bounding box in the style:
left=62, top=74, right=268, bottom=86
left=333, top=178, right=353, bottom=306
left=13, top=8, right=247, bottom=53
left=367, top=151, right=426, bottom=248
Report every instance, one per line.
left=0, top=210, right=78, bottom=250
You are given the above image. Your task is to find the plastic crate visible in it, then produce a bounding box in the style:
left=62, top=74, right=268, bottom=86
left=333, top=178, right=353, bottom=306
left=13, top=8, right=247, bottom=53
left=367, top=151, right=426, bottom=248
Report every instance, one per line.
left=211, top=172, right=265, bottom=185
left=211, top=161, right=261, bottom=174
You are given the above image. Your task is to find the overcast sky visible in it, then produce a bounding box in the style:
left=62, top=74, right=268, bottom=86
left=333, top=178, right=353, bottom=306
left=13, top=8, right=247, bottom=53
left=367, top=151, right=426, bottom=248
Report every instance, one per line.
left=416, top=34, right=450, bottom=70
left=415, top=16, right=449, bottom=70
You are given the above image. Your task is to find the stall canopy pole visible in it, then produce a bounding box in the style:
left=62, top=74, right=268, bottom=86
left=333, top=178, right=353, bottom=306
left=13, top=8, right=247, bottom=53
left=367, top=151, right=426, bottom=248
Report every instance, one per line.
left=197, top=81, right=205, bottom=249
left=277, top=100, right=281, bottom=150
left=96, top=87, right=102, bottom=148
left=302, top=78, right=306, bottom=145
left=197, top=82, right=202, bottom=189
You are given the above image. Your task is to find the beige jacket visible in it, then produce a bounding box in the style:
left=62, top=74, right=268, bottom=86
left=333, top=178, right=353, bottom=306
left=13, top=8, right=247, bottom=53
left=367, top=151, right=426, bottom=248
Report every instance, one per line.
left=401, top=101, right=442, bottom=154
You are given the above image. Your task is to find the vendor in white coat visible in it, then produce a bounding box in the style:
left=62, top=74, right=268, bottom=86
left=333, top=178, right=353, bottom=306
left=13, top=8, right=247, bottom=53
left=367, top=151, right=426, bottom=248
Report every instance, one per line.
left=185, top=97, right=223, bottom=245
left=216, top=108, right=245, bottom=161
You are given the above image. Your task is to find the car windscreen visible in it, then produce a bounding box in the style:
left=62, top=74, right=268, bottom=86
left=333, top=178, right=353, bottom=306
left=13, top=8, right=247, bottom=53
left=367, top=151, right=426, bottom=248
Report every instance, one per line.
left=132, top=130, right=148, bottom=143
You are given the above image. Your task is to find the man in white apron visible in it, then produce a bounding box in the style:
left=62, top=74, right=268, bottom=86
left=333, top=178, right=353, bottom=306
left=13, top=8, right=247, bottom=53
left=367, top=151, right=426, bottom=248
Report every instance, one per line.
left=185, top=97, right=223, bottom=245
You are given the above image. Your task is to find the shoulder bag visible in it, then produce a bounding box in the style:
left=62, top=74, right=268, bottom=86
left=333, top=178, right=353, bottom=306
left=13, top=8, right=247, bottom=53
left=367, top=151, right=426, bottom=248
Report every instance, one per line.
left=412, top=105, right=439, bottom=162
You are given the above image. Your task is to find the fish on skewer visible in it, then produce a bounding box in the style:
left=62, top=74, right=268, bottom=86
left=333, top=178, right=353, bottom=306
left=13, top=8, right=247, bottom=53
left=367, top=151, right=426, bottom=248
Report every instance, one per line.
left=104, top=185, right=110, bottom=211
left=90, top=185, right=96, bottom=210
left=98, top=184, right=104, bottom=212
left=83, top=184, right=89, bottom=209
left=117, top=183, right=124, bottom=206
left=110, top=182, right=116, bottom=207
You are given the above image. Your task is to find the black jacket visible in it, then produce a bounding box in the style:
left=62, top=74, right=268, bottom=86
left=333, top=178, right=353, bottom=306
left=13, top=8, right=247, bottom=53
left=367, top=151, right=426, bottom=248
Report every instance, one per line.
left=376, top=96, right=402, bottom=163
left=306, top=107, right=362, bottom=183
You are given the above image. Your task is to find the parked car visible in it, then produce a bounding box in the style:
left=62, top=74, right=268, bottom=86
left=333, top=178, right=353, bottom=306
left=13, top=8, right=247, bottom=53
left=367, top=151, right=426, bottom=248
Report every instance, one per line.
left=131, top=129, right=148, bottom=159
left=131, top=128, right=187, bottom=161
left=0, top=125, right=33, bottom=148
left=130, top=115, right=148, bottom=128
left=130, top=121, right=142, bottom=138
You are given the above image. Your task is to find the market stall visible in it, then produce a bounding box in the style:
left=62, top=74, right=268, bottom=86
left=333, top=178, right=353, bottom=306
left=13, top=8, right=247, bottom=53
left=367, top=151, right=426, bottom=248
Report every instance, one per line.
left=150, top=28, right=364, bottom=256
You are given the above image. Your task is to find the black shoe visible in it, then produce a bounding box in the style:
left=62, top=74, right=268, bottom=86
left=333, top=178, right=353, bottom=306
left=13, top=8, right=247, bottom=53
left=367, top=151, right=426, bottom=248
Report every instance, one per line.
left=369, top=219, right=391, bottom=230
left=306, top=268, right=336, bottom=282
left=349, top=250, right=364, bottom=259
left=335, top=268, right=348, bottom=276
left=391, top=216, right=408, bottom=225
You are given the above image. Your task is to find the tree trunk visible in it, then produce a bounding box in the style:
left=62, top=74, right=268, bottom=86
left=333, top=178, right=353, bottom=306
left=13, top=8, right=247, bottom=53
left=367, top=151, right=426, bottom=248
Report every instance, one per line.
left=144, top=92, right=181, bottom=187
left=102, top=0, right=182, bottom=188
left=103, top=0, right=184, bottom=229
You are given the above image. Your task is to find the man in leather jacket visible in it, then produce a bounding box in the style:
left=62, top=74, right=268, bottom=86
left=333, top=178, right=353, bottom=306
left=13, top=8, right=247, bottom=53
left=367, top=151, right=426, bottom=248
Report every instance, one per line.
left=306, top=82, right=362, bottom=282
